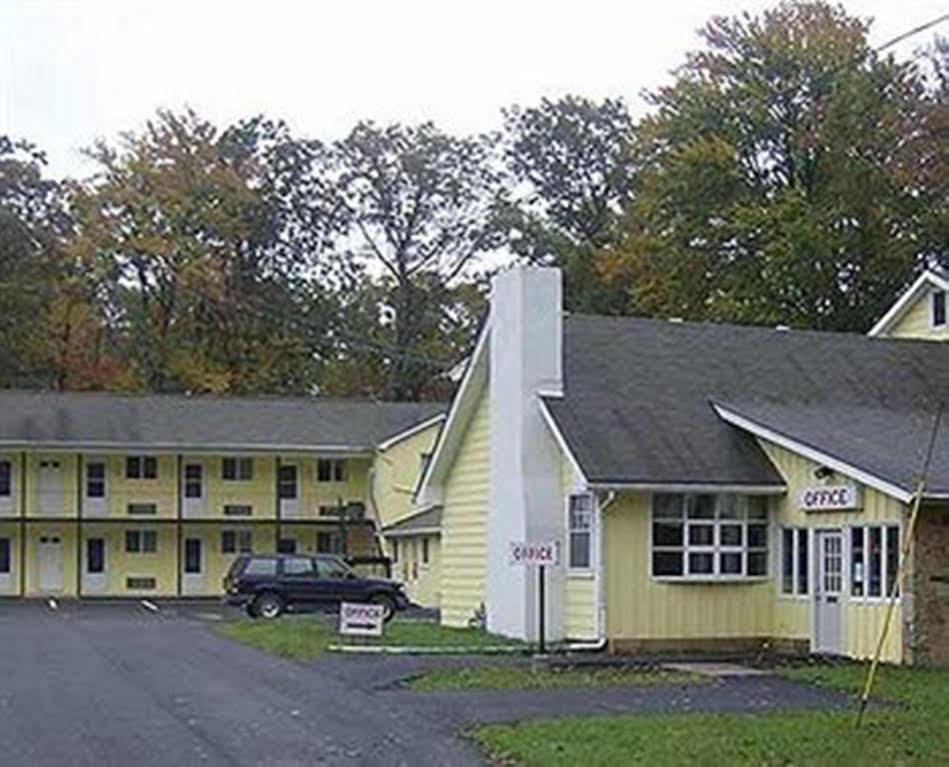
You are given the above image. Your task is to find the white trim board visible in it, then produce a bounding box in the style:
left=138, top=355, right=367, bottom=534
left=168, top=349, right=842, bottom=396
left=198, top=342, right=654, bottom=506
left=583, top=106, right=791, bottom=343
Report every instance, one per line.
left=712, top=403, right=914, bottom=504
left=868, top=270, right=949, bottom=337
left=374, top=414, right=447, bottom=452
left=586, top=481, right=786, bottom=494
left=537, top=397, right=588, bottom=486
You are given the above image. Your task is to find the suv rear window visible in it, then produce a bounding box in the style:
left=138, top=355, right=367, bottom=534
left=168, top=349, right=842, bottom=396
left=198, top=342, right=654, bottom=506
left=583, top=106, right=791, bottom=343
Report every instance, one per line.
left=243, top=557, right=277, bottom=576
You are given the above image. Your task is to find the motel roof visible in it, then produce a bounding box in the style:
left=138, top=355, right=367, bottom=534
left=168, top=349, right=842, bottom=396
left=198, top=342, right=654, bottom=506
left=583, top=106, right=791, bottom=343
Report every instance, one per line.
left=382, top=506, right=442, bottom=537
left=542, top=314, right=949, bottom=499
left=0, top=390, right=445, bottom=453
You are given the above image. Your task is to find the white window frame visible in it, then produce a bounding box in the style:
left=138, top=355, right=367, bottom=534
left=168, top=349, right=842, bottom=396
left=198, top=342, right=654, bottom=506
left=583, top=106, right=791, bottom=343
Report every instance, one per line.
left=222, top=457, right=253, bottom=482
left=316, top=458, right=347, bottom=484
left=779, top=526, right=811, bottom=599
left=849, top=523, right=901, bottom=603
left=566, top=493, right=595, bottom=573
left=932, top=290, right=947, bottom=329
left=85, top=461, right=107, bottom=499
left=126, top=455, right=158, bottom=480
left=125, top=529, right=158, bottom=554
left=650, top=493, right=770, bottom=582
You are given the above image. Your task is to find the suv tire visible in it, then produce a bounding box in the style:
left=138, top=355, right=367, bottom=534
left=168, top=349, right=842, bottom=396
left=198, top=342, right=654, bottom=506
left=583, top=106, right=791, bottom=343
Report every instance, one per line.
left=253, top=592, right=284, bottom=620
left=370, top=593, right=397, bottom=623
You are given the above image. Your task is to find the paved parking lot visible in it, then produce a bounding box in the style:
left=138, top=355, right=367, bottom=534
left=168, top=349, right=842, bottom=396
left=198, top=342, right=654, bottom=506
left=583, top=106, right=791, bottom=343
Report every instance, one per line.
left=0, top=601, right=854, bottom=766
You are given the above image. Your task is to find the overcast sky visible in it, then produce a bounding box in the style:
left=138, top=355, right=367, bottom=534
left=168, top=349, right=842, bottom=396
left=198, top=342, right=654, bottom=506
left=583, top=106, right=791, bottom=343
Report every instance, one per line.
left=2, top=0, right=946, bottom=178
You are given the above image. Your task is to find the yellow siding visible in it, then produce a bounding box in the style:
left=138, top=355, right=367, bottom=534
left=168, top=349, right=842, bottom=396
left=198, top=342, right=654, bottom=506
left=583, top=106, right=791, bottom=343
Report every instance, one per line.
left=565, top=577, right=597, bottom=640
left=886, top=290, right=947, bottom=339
left=372, top=425, right=440, bottom=529
left=295, top=456, right=371, bottom=520
left=86, top=454, right=177, bottom=519
left=81, top=524, right=179, bottom=596
left=178, top=523, right=278, bottom=597
left=195, top=455, right=277, bottom=519
left=441, top=390, right=490, bottom=627
left=761, top=439, right=906, bottom=662
left=393, top=534, right=441, bottom=608
left=605, top=492, right=774, bottom=640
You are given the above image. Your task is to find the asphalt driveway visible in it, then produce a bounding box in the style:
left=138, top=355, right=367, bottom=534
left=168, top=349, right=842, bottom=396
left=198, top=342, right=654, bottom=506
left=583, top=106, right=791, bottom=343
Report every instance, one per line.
left=0, top=601, right=856, bottom=767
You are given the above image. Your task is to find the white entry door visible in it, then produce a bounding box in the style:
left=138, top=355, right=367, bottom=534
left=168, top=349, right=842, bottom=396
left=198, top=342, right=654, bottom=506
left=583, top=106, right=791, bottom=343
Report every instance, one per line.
left=37, top=461, right=64, bottom=516
left=182, top=537, right=204, bottom=594
left=38, top=536, right=64, bottom=592
left=182, top=464, right=206, bottom=518
left=83, top=537, right=107, bottom=594
left=814, top=530, right=845, bottom=655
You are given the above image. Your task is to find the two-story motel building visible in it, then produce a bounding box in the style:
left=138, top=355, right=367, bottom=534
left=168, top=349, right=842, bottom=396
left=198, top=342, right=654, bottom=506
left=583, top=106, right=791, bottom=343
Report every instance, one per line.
left=416, top=266, right=949, bottom=666
left=0, top=394, right=443, bottom=600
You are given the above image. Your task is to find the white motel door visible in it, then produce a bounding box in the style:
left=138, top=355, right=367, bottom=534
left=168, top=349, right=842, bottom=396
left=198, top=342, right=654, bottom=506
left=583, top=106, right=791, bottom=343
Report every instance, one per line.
left=814, top=530, right=844, bottom=655
left=182, top=538, right=204, bottom=595
left=182, top=463, right=206, bottom=518
left=83, top=537, right=107, bottom=594
left=38, top=536, right=64, bottom=592
left=37, top=460, right=65, bottom=516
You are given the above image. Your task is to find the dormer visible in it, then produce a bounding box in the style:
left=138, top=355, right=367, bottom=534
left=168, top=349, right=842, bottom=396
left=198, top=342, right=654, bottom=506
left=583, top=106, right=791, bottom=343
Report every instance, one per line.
left=868, top=268, right=949, bottom=339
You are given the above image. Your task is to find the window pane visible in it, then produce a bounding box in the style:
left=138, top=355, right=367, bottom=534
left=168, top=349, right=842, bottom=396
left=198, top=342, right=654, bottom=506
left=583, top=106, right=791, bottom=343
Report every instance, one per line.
left=720, top=551, right=742, bottom=574
left=125, top=531, right=139, bottom=553
left=143, top=457, right=157, bottom=479
left=652, top=551, right=683, bottom=576
left=317, top=557, right=350, bottom=579
left=720, top=524, right=743, bottom=546
left=797, top=530, right=809, bottom=594
left=748, top=523, right=768, bottom=549
left=652, top=522, right=683, bottom=547
left=184, top=539, right=201, bottom=573
left=886, top=526, right=900, bottom=596
left=689, top=495, right=715, bottom=519
left=244, top=557, right=277, bottom=576
left=126, top=456, right=140, bottom=479
left=0, top=538, right=10, bottom=572
left=239, top=458, right=253, bottom=480
left=238, top=531, right=253, bottom=553
left=0, top=461, right=10, bottom=496
left=221, top=531, right=236, bottom=554
left=333, top=460, right=347, bottom=482
left=782, top=529, right=794, bottom=594
left=277, top=538, right=297, bottom=554
left=851, top=527, right=864, bottom=596
left=422, top=537, right=429, bottom=564
left=86, top=539, right=105, bottom=573
left=868, top=527, right=882, bottom=597
left=934, top=291, right=946, bottom=326
left=688, top=552, right=714, bottom=574
left=653, top=494, right=684, bottom=519
left=222, top=459, right=236, bottom=481
left=283, top=557, right=314, bottom=576
left=143, top=531, right=157, bottom=552
left=748, top=551, right=768, bottom=576
left=688, top=524, right=713, bottom=546
left=717, top=495, right=739, bottom=519
left=317, top=459, right=331, bottom=482
left=569, top=531, right=591, bottom=569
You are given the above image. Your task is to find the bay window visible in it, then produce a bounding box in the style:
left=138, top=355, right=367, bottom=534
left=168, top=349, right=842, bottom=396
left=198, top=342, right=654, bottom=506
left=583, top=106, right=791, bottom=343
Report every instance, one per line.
left=652, top=493, right=769, bottom=579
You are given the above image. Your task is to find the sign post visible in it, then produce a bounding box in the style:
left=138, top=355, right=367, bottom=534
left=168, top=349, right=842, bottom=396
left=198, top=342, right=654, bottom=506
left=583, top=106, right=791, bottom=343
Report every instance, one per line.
left=509, top=540, right=558, bottom=654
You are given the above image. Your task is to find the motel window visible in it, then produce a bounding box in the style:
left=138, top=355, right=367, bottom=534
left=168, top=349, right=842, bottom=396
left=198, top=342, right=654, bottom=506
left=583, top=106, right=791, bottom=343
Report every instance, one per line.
left=567, top=494, right=594, bottom=569
left=0, top=538, right=10, bottom=573
left=390, top=539, right=399, bottom=563
left=184, top=464, right=203, bottom=498
left=317, top=459, right=347, bottom=483
left=125, top=530, right=157, bottom=554
left=652, top=493, right=769, bottom=579
left=86, top=462, right=106, bottom=498
left=278, top=465, right=298, bottom=499
left=422, top=536, right=430, bottom=565
left=780, top=528, right=810, bottom=597
left=0, top=460, right=11, bottom=496
left=126, top=456, right=157, bottom=480
left=316, top=530, right=345, bottom=555
left=222, top=457, right=253, bottom=481
left=850, top=524, right=900, bottom=600
left=933, top=291, right=947, bottom=328
left=221, top=530, right=253, bottom=554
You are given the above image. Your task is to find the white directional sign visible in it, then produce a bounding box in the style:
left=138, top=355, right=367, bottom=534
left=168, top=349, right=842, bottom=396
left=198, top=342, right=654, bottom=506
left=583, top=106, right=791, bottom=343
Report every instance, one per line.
left=509, top=540, right=559, bottom=567
left=339, top=602, right=385, bottom=637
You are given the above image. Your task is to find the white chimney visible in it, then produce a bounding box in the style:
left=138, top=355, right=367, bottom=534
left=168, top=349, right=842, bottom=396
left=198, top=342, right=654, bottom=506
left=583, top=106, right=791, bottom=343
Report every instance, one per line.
left=486, top=266, right=565, bottom=640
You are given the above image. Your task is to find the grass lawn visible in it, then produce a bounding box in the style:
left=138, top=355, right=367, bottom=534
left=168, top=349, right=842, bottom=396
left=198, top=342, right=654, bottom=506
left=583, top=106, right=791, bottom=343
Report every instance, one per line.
left=410, top=665, right=703, bottom=692
left=474, top=663, right=949, bottom=766
left=216, top=615, right=521, bottom=661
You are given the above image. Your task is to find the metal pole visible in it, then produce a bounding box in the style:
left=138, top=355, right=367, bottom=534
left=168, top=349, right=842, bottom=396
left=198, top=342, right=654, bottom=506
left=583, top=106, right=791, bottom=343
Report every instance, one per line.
left=538, top=563, right=546, bottom=655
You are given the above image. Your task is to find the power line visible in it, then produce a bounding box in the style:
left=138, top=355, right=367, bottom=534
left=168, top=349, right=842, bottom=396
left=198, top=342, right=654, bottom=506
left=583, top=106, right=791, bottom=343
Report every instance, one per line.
left=874, top=13, right=948, bottom=55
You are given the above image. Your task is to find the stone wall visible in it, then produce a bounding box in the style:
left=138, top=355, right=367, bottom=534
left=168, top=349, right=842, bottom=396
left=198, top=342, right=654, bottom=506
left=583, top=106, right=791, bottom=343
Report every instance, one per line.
left=910, top=507, right=949, bottom=666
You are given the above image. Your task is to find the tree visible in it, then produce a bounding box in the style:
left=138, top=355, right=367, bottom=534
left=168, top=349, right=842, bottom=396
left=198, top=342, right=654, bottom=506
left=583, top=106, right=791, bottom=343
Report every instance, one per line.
left=602, top=1, right=947, bottom=331
left=71, top=109, right=335, bottom=394
left=322, top=121, right=503, bottom=400
left=500, top=95, right=635, bottom=312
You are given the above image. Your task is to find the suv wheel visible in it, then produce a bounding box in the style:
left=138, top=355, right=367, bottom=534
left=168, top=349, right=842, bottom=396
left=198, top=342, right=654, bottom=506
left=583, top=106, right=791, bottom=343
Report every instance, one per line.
left=253, top=592, right=283, bottom=620
left=370, top=593, right=397, bottom=623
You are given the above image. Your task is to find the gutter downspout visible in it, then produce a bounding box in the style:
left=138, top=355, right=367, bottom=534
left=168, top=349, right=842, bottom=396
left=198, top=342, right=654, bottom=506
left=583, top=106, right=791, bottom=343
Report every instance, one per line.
left=595, top=490, right=617, bottom=649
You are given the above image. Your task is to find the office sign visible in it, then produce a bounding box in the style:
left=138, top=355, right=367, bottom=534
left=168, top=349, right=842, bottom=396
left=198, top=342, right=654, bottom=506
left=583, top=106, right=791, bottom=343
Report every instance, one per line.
left=339, top=602, right=385, bottom=637
left=799, top=485, right=861, bottom=512
left=509, top=541, right=559, bottom=567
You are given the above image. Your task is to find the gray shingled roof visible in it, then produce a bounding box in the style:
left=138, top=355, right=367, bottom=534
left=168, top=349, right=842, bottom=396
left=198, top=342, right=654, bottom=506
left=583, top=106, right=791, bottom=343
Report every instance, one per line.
left=382, top=507, right=442, bottom=536
left=0, top=391, right=445, bottom=451
left=543, top=315, right=949, bottom=494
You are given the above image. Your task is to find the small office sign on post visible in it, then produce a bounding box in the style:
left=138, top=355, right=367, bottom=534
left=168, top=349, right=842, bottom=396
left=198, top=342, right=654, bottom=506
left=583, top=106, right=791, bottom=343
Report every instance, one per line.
left=509, top=540, right=559, bottom=654
left=339, top=602, right=385, bottom=637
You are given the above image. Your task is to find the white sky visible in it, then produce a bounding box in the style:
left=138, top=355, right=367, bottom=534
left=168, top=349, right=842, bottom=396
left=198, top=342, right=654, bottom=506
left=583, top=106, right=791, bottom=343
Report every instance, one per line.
left=2, top=0, right=946, bottom=178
